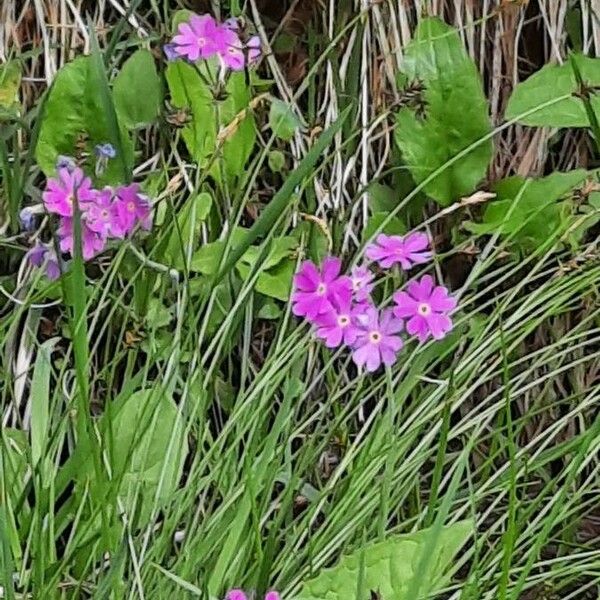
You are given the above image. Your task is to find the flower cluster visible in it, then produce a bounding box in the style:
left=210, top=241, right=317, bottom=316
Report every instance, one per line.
left=26, top=162, right=152, bottom=279
left=291, top=233, right=457, bottom=373
left=42, top=164, right=151, bottom=262
left=165, top=13, right=261, bottom=71
left=227, top=590, right=279, bottom=600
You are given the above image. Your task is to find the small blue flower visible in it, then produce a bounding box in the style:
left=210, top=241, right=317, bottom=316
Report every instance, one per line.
left=163, top=43, right=179, bottom=62
left=19, top=207, right=36, bottom=232
left=56, top=155, right=77, bottom=172
left=95, top=143, right=117, bottom=159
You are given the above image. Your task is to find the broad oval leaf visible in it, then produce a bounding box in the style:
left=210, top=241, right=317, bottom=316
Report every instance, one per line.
left=505, top=54, right=600, bottom=127
left=269, top=98, right=302, bottom=141
left=36, top=56, right=134, bottom=185
left=394, top=18, right=492, bottom=206
left=113, top=49, right=162, bottom=129
left=108, top=389, right=188, bottom=524
left=465, top=170, right=590, bottom=252
left=165, top=61, right=256, bottom=182
left=297, top=521, right=472, bottom=600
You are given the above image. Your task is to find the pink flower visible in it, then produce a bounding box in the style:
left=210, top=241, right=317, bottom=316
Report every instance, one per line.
left=172, top=14, right=223, bottom=62
left=217, top=27, right=247, bottom=71
left=113, top=183, right=152, bottom=237
left=226, top=592, right=280, bottom=600
left=314, top=292, right=361, bottom=348
left=43, top=167, right=95, bottom=217
left=393, top=274, right=456, bottom=342
left=366, top=232, right=432, bottom=270
left=352, top=307, right=403, bottom=372
left=58, top=216, right=106, bottom=261
left=216, top=29, right=261, bottom=70
left=350, top=265, right=374, bottom=302
left=292, top=257, right=352, bottom=321
left=86, top=188, right=119, bottom=238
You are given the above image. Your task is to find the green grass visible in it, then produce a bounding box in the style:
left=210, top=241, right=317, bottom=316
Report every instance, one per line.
left=1, top=2, right=600, bottom=599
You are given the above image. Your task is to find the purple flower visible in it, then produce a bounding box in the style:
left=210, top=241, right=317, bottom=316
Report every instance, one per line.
left=226, top=591, right=280, bottom=600
left=351, top=307, right=403, bottom=372
left=291, top=257, right=352, bottom=321
left=217, top=27, right=247, bottom=71
left=217, top=30, right=261, bottom=71
left=172, top=14, right=223, bottom=62
left=313, top=292, right=361, bottom=348
left=366, top=232, right=432, bottom=270
left=86, top=188, right=120, bottom=238
left=43, top=167, right=95, bottom=217
left=58, top=216, right=106, bottom=261
left=113, top=183, right=152, bottom=237
left=350, top=265, right=374, bottom=302
left=393, top=274, right=456, bottom=342
left=95, top=143, right=116, bottom=159
left=26, top=242, right=62, bottom=280
left=163, top=43, right=179, bottom=61
left=56, top=155, right=77, bottom=172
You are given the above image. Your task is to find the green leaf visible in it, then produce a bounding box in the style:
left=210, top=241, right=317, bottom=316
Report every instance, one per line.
left=269, top=98, right=302, bottom=141
left=165, top=62, right=256, bottom=181
left=190, top=241, right=225, bottom=275
left=36, top=56, right=133, bottom=185
left=108, top=389, right=188, bottom=523
left=113, top=49, right=162, bottom=129
left=297, top=521, right=472, bottom=600
left=363, top=211, right=406, bottom=242
left=394, top=18, right=492, bottom=206
left=368, top=182, right=398, bottom=212
left=465, top=170, right=589, bottom=251
left=165, top=192, right=213, bottom=268
left=30, top=338, right=59, bottom=468
left=145, top=298, right=173, bottom=329
left=0, top=61, right=21, bottom=112
left=255, top=260, right=295, bottom=301
left=506, top=54, right=600, bottom=127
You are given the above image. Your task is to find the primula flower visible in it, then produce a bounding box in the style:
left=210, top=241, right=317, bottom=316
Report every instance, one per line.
left=393, top=274, right=456, bottom=342
left=291, top=257, right=352, bottom=321
left=220, top=19, right=261, bottom=68
left=43, top=167, right=95, bottom=217
left=113, top=183, right=152, bottom=237
left=366, top=232, right=432, bottom=270
left=58, top=216, right=106, bottom=261
left=217, top=27, right=248, bottom=71
left=226, top=591, right=280, bottom=600
left=172, top=14, right=224, bottom=61
left=314, top=293, right=361, bottom=348
left=351, top=307, right=403, bottom=372
left=350, top=265, right=374, bottom=302
left=86, top=188, right=119, bottom=238
left=27, top=242, right=62, bottom=280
